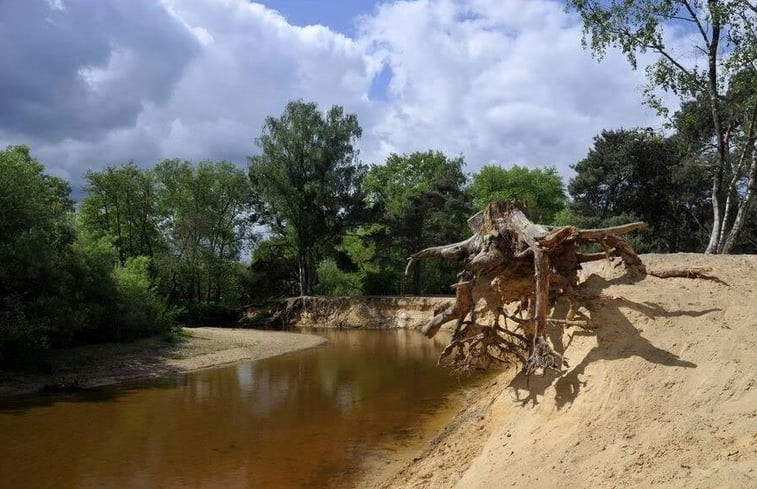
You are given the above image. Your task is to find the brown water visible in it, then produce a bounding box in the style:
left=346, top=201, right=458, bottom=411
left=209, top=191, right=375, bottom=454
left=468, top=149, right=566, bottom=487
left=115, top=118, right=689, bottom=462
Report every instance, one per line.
left=0, top=329, right=479, bottom=489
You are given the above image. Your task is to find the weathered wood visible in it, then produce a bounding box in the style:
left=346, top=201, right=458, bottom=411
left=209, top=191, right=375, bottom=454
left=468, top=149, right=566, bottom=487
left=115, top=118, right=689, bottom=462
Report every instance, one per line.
left=405, top=236, right=475, bottom=275
left=575, top=222, right=647, bottom=240
left=538, top=226, right=577, bottom=248
left=405, top=200, right=649, bottom=375
left=421, top=277, right=474, bottom=338
left=649, top=267, right=728, bottom=285
left=577, top=250, right=615, bottom=263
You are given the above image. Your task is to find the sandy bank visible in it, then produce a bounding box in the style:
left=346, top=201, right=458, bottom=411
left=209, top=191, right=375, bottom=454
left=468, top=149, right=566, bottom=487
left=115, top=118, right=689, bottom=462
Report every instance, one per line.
left=249, top=295, right=452, bottom=329
left=376, top=253, right=757, bottom=489
left=0, top=327, right=325, bottom=397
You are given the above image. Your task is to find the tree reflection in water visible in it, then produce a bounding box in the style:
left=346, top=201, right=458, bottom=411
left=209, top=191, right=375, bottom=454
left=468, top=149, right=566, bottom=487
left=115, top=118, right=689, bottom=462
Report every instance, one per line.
left=0, top=329, right=479, bottom=489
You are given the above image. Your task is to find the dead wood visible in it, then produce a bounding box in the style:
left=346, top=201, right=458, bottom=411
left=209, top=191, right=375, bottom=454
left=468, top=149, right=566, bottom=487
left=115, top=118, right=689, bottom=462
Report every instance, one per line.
left=406, top=200, right=650, bottom=376
left=649, top=267, right=728, bottom=285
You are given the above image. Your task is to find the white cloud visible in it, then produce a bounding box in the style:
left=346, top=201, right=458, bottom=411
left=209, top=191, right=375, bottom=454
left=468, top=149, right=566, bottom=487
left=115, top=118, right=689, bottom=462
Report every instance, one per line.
left=356, top=0, right=669, bottom=171
left=1, top=0, right=682, bottom=192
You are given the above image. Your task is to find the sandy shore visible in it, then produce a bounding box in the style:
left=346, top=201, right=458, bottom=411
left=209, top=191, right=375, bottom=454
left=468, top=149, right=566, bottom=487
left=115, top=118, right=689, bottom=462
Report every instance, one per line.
left=0, top=327, right=326, bottom=397
left=375, top=254, right=757, bottom=489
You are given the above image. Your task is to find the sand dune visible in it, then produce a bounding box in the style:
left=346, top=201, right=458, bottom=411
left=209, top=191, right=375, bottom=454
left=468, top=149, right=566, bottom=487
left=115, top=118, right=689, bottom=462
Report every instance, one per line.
left=380, top=254, right=757, bottom=489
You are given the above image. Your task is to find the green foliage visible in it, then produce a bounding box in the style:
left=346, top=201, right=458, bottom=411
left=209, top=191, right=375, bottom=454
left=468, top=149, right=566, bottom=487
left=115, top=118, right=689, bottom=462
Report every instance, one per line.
left=315, top=258, right=363, bottom=296
left=111, top=257, right=174, bottom=340
left=80, top=163, right=160, bottom=264
left=362, top=151, right=471, bottom=295
left=363, top=151, right=466, bottom=217
left=468, top=165, right=567, bottom=223
left=153, top=159, right=251, bottom=307
left=0, top=146, right=175, bottom=365
left=551, top=207, right=574, bottom=227
left=569, top=129, right=711, bottom=252
left=1, top=145, right=77, bottom=363
left=248, top=100, right=365, bottom=295
left=244, top=236, right=299, bottom=300
left=567, top=0, right=757, bottom=253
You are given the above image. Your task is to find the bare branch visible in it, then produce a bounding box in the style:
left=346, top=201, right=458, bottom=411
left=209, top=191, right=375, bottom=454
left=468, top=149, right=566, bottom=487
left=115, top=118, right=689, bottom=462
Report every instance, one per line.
left=680, top=0, right=710, bottom=44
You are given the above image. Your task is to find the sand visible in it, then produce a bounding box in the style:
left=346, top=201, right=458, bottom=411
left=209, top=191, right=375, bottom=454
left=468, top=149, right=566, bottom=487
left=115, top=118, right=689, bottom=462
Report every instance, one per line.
left=0, top=327, right=325, bottom=397
left=376, top=253, right=757, bottom=489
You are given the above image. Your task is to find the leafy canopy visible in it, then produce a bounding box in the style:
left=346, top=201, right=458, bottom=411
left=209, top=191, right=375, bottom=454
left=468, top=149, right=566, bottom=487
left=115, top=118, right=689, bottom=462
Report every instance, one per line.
left=248, top=100, right=364, bottom=295
left=468, top=165, right=567, bottom=224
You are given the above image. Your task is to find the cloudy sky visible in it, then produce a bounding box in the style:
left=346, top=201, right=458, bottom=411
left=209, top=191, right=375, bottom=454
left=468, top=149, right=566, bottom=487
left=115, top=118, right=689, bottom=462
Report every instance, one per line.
left=0, top=0, right=672, bottom=191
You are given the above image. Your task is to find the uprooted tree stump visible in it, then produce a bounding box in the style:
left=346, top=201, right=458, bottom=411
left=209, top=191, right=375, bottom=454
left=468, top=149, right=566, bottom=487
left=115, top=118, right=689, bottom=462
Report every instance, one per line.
left=406, top=200, right=651, bottom=375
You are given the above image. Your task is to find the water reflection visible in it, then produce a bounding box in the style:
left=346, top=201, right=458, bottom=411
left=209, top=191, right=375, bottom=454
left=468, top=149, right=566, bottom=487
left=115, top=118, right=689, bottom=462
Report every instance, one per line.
left=0, top=329, right=473, bottom=489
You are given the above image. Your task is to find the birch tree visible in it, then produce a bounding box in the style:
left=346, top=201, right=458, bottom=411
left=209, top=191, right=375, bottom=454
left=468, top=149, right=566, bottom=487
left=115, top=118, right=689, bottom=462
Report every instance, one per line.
left=568, top=0, right=757, bottom=253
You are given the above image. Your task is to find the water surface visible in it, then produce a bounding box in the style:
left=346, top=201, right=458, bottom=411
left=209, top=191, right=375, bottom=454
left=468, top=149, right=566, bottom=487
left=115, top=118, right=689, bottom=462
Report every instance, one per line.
left=0, top=329, right=478, bottom=488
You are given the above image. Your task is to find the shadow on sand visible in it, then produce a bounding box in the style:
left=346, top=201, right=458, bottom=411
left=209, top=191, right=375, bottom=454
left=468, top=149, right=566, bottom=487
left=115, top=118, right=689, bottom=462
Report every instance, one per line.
left=508, top=272, right=717, bottom=409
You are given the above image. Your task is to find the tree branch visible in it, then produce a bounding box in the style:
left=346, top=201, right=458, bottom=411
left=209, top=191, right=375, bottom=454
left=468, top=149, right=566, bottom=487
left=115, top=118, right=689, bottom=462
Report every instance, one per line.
left=680, top=0, right=710, bottom=44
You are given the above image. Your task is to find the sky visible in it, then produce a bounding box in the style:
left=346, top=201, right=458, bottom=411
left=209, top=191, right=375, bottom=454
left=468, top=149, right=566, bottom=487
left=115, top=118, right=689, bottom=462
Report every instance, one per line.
left=0, top=0, right=677, bottom=192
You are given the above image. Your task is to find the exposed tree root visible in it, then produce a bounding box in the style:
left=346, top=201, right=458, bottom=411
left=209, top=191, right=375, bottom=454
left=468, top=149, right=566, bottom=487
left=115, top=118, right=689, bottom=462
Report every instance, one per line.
left=406, top=200, right=715, bottom=376
left=649, top=267, right=728, bottom=285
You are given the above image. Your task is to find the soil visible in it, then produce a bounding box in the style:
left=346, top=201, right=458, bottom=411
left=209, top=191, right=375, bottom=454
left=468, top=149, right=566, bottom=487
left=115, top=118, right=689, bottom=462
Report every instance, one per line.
left=373, top=253, right=757, bottom=489
left=0, top=327, right=325, bottom=397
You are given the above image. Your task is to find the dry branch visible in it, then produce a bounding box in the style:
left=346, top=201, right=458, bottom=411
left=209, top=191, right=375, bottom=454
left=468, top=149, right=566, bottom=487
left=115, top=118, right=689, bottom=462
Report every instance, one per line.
left=649, top=267, right=728, bottom=285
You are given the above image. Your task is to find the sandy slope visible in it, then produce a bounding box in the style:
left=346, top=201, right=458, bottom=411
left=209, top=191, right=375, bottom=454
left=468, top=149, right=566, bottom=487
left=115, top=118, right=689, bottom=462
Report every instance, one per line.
left=379, top=254, right=757, bottom=489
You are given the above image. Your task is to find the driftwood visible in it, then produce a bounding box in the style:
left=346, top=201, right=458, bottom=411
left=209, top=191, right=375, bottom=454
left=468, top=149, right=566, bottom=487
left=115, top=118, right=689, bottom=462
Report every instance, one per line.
left=406, top=200, right=649, bottom=375
left=648, top=267, right=729, bottom=285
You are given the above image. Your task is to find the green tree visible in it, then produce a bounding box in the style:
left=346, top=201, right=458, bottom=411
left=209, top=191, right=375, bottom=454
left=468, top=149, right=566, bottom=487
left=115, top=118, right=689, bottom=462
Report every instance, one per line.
left=80, top=163, right=161, bottom=264
left=248, top=100, right=365, bottom=296
left=468, top=165, right=567, bottom=223
left=244, top=236, right=299, bottom=300
left=154, top=159, right=251, bottom=307
left=0, top=145, right=77, bottom=361
left=363, top=151, right=471, bottom=295
left=569, top=128, right=711, bottom=252
left=568, top=0, right=757, bottom=253
left=1, top=146, right=173, bottom=364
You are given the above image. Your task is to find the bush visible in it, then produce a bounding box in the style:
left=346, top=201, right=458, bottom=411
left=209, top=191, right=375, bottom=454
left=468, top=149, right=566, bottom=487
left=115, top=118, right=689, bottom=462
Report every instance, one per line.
left=315, top=258, right=362, bottom=296
left=112, top=256, right=174, bottom=341
left=175, top=302, right=240, bottom=326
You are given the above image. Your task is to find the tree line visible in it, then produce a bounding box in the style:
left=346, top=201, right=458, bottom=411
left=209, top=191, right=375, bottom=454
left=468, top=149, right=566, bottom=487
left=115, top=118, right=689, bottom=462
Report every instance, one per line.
left=2, top=0, right=754, bottom=369
left=2, top=38, right=756, bottom=363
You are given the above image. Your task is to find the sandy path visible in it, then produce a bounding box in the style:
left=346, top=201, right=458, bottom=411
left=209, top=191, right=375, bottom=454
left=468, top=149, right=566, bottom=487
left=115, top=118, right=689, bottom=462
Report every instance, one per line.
left=0, top=327, right=326, bottom=397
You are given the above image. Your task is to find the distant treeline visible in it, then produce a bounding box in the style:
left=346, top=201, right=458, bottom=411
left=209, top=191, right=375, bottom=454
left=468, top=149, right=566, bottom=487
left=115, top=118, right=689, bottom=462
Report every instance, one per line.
left=2, top=99, right=756, bottom=364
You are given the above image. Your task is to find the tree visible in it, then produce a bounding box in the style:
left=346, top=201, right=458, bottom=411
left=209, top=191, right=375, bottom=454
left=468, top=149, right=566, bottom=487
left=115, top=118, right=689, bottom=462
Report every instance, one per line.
left=0, top=146, right=172, bottom=364
left=1, top=145, right=77, bottom=361
left=362, top=151, right=471, bottom=295
left=80, top=163, right=160, bottom=265
left=569, top=128, right=712, bottom=252
left=248, top=100, right=364, bottom=296
left=468, top=165, right=567, bottom=223
left=154, top=159, right=251, bottom=306
left=244, top=236, right=299, bottom=301
left=568, top=0, right=757, bottom=253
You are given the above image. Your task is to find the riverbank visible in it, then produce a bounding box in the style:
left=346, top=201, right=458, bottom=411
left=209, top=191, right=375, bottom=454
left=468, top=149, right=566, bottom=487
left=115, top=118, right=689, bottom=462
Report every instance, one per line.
left=374, top=254, right=757, bottom=489
left=0, top=327, right=325, bottom=397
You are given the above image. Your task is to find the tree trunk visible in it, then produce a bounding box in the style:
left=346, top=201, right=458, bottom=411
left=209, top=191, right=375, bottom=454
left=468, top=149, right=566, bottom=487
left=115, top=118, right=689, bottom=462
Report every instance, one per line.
left=705, top=6, right=725, bottom=254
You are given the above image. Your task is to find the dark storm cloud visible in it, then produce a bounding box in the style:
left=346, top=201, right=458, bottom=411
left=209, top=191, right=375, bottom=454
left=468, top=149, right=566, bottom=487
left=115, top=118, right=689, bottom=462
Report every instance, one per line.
left=0, top=0, right=200, bottom=141
left=1, top=0, right=674, bottom=193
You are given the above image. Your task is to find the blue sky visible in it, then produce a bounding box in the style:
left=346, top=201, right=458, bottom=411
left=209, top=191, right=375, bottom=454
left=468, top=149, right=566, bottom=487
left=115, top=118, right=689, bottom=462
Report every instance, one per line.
left=260, top=0, right=378, bottom=35
left=0, top=0, right=677, bottom=190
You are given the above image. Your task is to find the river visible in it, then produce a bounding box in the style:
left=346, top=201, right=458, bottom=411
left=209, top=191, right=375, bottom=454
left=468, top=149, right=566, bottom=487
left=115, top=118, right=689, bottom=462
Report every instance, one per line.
left=0, top=329, right=482, bottom=488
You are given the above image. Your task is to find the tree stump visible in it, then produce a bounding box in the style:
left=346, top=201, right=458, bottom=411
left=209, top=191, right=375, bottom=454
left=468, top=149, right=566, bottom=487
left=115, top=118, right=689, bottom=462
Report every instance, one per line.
left=406, top=200, right=647, bottom=375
